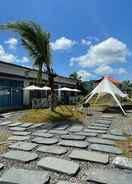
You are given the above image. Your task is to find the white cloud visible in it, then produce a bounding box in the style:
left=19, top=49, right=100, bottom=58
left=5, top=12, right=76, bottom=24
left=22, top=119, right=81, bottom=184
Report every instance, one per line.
left=0, top=45, right=16, bottom=63
left=81, top=39, right=91, bottom=46
left=95, top=65, right=127, bottom=76
left=95, top=65, right=114, bottom=75
left=77, top=70, right=94, bottom=81
left=117, top=67, right=127, bottom=75
left=20, top=56, right=29, bottom=63
left=51, top=37, right=76, bottom=50
left=5, top=38, right=18, bottom=49
left=70, top=37, right=130, bottom=68
left=0, top=44, right=30, bottom=65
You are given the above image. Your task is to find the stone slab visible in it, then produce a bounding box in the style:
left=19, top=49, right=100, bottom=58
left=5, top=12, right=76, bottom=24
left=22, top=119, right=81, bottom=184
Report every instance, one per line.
left=69, top=150, right=108, bottom=164
left=90, top=144, right=122, bottom=154
left=112, top=157, right=132, bottom=170
left=90, top=123, right=110, bottom=128
left=8, top=136, right=30, bottom=141
left=96, top=121, right=111, bottom=125
left=0, top=163, right=4, bottom=170
left=32, top=137, right=58, bottom=145
left=54, top=124, right=69, bottom=130
left=35, top=129, right=48, bottom=133
left=49, top=130, right=68, bottom=135
left=37, top=145, right=67, bottom=155
left=88, top=137, right=115, bottom=145
left=12, top=131, right=31, bottom=136
left=38, top=157, right=79, bottom=175
left=58, top=140, right=89, bottom=148
left=9, top=127, right=27, bottom=131
left=8, top=122, right=23, bottom=127
left=87, top=126, right=108, bottom=131
left=0, top=121, right=12, bottom=126
left=102, top=134, right=127, bottom=141
left=29, top=123, right=44, bottom=129
left=2, top=150, right=38, bottom=162
left=110, top=129, right=123, bottom=136
left=101, top=114, right=113, bottom=118
left=74, top=131, right=97, bottom=137
left=126, top=128, right=132, bottom=136
left=60, top=134, right=86, bottom=140
left=84, top=128, right=107, bottom=134
left=9, top=142, right=37, bottom=151
left=68, top=125, right=83, bottom=132
left=32, top=132, right=54, bottom=138
left=0, top=167, right=49, bottom=184
left=19, top=123, right=33, bottom=128
left=86, top=168, right=132, bottom=184
left=57, top=181, right=76, bottom=184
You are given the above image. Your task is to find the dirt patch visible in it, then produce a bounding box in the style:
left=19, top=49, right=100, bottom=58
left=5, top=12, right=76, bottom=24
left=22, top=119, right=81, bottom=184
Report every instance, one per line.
left=0, top=128, right=10, bottom=154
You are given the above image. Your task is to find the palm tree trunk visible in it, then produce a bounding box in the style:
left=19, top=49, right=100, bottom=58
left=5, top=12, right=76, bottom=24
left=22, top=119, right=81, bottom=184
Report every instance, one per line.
left=48, top=74, right=55, bottom=111
left=47, top=65, right=55, bottom=111
left=37, top=63, right=43, bottom=86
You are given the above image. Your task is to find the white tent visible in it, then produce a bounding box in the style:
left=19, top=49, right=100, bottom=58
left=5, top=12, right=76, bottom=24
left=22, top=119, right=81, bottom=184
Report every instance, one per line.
left=85, top=78, right=128, bottom=115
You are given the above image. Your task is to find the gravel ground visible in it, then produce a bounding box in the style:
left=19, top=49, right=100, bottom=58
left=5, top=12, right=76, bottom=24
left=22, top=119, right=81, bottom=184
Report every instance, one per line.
left=0, top=110, right=132, bottom=184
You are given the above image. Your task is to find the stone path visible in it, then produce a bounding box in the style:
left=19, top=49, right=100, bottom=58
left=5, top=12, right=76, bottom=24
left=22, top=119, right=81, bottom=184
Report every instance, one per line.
left=0, top=111, right=132, bottom=183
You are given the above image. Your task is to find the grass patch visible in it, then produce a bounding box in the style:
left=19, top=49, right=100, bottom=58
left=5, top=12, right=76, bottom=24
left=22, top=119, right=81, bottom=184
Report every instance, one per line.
left=19, top=105, right=84, bottom=123
left=116, top=137, right=132, bottom=158
left=0, top=129, right=10, bottom=154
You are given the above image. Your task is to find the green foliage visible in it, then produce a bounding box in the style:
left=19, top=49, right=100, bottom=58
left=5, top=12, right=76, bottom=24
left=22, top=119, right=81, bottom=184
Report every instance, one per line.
left=0, top=21, right=52, bottom=85
left=69, top=72, right=81, bottom=80
left=121, top=80, right=132, bottom=96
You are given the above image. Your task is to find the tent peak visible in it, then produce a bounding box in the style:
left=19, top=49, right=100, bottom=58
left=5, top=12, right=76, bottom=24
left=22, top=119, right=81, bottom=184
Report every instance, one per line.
left=94, top=76, right=121, bottom=85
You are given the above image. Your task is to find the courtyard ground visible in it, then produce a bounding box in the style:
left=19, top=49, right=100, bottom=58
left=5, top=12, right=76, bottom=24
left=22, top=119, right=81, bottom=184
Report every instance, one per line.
left=0, top=107, right=132, bottom=183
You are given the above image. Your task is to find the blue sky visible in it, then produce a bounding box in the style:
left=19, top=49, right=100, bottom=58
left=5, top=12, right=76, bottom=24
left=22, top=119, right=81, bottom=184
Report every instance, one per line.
left=0, top=0, right=132, bottom=81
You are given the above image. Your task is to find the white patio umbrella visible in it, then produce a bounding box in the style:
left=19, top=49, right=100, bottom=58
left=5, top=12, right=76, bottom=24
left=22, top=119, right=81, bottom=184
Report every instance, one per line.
left=57, top=87, right=73, bottom=91
left=40, top=86, right=51, bottom=90
left=72, top=88, right=81, bottom=92
left=23, top=85, right=41, bottom=90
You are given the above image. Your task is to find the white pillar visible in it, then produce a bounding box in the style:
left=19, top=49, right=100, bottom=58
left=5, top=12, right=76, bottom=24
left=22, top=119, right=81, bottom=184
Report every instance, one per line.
left=23, top=80, right=30, bottom=105
left=58, top=84, right=61, bottom=101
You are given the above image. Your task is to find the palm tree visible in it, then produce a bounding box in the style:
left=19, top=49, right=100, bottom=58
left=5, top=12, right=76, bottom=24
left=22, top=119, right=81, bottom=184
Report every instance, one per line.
left=69, top=72, right=81, bottom=80
left=0, top=21, right=56, bottom=110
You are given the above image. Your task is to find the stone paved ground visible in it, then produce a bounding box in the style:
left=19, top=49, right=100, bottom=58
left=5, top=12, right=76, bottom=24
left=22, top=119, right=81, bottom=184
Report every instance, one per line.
left=0, top=111, right=132, bottom=183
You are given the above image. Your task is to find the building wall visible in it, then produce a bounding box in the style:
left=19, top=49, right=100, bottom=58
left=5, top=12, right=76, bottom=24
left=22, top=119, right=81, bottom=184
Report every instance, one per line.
left=0, top=61, right=78, bottom=110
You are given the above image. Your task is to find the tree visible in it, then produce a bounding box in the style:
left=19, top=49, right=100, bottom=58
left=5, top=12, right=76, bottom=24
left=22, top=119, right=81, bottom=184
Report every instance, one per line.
left=121, top=80, right=132, bottom=97
left=0, top=21, right=56, bottom=110
left=69, top=72, right=81, bottom=80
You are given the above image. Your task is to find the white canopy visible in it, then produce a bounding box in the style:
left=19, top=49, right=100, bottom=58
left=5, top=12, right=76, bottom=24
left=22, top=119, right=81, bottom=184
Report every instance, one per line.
left=41, top=86, right=51, bottom=90
left=85, top=78, right=128, bottom=115
left=23, top=85, right=41, bottom=90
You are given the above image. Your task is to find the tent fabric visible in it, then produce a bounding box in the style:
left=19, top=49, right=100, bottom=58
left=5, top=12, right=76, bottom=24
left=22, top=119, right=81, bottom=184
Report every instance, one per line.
left=85, top=78, right=127, bottom=115
left=94, top=76, right=121, bottom=85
